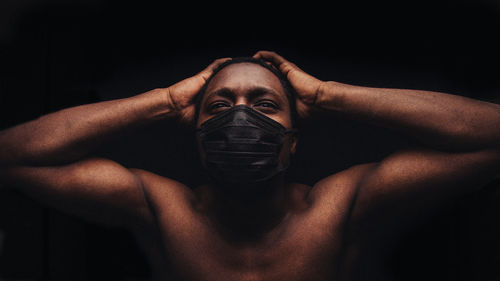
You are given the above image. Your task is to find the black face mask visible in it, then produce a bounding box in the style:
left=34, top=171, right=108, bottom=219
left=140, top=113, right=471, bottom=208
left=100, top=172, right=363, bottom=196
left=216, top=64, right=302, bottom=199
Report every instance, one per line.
left=197, top=105, right=296, bottom=184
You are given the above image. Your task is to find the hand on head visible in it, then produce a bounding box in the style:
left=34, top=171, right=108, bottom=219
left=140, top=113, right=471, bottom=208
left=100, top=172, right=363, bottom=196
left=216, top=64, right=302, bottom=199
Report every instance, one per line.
left=168, top=51, right=323, bottom=124
left=253, top=51, right=324, bottom=118
left=166, top=57, right=231, bottom=124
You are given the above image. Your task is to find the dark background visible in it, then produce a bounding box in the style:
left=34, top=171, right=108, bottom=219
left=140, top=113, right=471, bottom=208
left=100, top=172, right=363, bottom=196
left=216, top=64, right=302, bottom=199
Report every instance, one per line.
left=1, top=0, right=499, bottom=280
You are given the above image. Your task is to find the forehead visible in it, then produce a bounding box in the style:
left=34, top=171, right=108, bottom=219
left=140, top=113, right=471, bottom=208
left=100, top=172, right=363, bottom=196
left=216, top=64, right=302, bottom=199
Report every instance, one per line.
left=204, top=63, right=285, bottom=97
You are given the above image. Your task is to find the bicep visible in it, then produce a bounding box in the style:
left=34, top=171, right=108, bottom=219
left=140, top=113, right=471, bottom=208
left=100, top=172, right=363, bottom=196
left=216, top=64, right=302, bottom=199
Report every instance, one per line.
left=351, top=147, right=500, bottom=234
left=0, top=157, right=153, bottom=228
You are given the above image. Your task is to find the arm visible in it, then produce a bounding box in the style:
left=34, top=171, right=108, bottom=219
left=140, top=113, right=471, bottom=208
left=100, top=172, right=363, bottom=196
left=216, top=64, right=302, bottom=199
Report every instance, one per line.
left=323, top=83, right=500, bottom=231
left=316, top=82, right=500, bottom=151
left=0, top=58, right=229, bottom=229
left=0, top=89, right=172, bottom=167
left=255, top=51, right=500, bottom=230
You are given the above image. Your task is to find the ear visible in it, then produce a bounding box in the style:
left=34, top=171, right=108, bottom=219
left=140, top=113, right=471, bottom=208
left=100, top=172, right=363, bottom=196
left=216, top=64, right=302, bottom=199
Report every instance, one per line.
left=289, top=134, right=298, bottom=154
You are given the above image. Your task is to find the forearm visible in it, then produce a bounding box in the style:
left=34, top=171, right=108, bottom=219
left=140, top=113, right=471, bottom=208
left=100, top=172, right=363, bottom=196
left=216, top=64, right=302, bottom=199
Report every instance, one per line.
left=0, top=88, right=174, bottom=166
left=317, top=81, right=500, bottom=150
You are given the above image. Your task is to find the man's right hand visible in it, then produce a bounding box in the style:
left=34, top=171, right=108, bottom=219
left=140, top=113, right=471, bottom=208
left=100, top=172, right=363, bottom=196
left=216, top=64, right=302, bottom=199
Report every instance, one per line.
left=165, top=58, right=230, bottom=123
left=0, top=56, right=230, bottom=230
left=0, top=58, right=230, bottom=229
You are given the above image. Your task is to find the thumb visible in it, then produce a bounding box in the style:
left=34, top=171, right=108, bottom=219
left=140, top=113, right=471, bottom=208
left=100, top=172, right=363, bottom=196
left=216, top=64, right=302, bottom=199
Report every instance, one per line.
left=253, top=50, right=299, bottom=77
left=295, top=99, right=311, bottom=119
left=253, top=50, right=287, bottom=66
left=197, top=57, right=232, bottom=81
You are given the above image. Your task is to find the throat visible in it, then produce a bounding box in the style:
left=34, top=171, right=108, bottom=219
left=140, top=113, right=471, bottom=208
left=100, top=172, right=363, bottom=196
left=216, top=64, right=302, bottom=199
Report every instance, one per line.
left=210, top=177, right=290, bottom=243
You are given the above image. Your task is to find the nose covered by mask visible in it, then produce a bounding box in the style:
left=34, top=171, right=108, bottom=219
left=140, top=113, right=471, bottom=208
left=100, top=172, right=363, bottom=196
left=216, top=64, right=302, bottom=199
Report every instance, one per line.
left=197, top=105, right=296, bottom=184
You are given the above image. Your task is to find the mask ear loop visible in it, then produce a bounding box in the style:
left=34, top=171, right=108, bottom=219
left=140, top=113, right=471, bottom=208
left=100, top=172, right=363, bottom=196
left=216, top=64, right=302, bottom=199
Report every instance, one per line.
left=275, top=128, right=299, bottom=180
left=285, top=128, right=299, bottom=135
left=285, top=128, right=299, bottom=153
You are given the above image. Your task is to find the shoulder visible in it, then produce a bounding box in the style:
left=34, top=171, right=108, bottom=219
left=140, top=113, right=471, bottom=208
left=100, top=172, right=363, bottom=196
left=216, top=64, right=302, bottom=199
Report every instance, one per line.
left=308, top=163, right=378, bottom=204
left=290, top=163, right=377, bottom=224
left=129, top=168, right=197, bottom=214
left=130, top=168, right=192, bottom=191
left=282, top=164, right=378, bottom=237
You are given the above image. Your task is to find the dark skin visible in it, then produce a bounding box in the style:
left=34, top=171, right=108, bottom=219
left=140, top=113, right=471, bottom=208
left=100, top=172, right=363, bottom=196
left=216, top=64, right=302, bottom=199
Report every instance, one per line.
left=1, top=51, right=499, bottom=280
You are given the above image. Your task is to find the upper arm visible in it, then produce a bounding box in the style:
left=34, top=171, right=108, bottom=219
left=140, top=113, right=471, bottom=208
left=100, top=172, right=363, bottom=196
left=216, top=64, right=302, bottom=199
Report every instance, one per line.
left=350, top=147, right=500, bottom=234
left=0, top=157, right=154, bottom=229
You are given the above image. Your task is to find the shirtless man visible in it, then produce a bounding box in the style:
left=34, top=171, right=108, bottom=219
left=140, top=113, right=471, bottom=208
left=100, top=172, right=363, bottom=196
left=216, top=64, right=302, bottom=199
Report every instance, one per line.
left=0, top=51, right=499, bottom=281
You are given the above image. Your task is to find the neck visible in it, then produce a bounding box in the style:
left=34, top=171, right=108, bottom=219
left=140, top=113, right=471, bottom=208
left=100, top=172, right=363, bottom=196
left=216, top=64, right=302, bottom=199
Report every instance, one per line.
left=209, top=175, right=290, bottom=243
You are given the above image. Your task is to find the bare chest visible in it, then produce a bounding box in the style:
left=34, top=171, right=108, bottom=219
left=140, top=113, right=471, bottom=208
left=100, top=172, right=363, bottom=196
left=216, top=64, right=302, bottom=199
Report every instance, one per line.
left=150, top=213, right=345, bottom=281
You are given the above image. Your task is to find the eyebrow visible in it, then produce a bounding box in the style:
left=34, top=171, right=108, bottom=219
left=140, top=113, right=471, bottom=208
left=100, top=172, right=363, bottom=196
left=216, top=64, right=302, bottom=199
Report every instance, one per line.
left=205, top=86, right=286, bottom=103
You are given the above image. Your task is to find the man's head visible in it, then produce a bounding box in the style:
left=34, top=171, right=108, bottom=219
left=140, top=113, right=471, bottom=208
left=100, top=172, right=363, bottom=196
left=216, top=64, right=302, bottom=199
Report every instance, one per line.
left=194, top=57, right=299, bottom=185
left=194, top=57, right=297, bottom=129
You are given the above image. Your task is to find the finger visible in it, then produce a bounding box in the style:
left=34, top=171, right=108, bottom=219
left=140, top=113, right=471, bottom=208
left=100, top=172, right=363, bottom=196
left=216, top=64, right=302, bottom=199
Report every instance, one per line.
left=179, top=106, right=196, bottom=126
left=206, top=57, right=232, bottom=72
left=253, top=50, right=287, bottom=66
left=264, top=61, right=280, bottom=72
left=253, top=50, right=300, bottom=76
left=198, top=57, right=231, bottom=79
